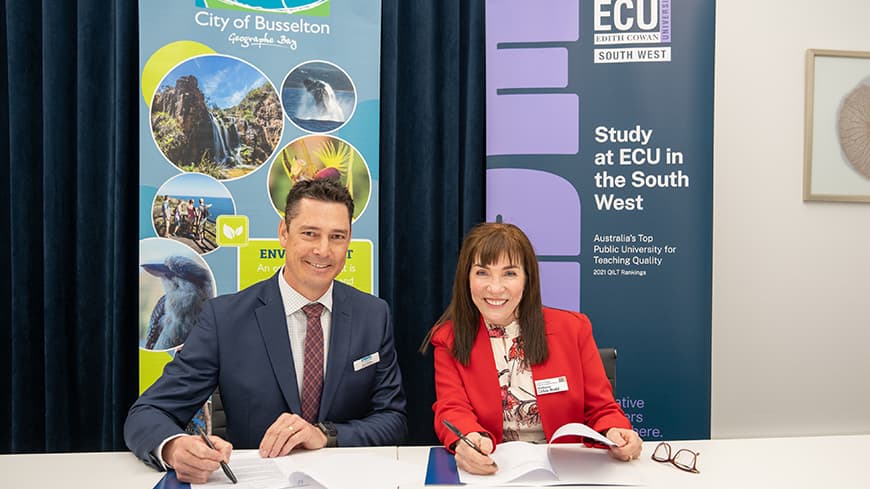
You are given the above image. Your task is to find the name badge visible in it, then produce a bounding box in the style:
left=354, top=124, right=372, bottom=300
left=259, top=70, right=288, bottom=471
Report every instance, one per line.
left=353, top=352, right=380, bottom=371
left=535, top=376, right=569, bottom=395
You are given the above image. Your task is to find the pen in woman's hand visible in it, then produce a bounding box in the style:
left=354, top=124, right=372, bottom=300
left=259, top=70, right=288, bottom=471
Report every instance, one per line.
left=442, top=419, right=498, bottom=467
left=196, top=426, right=237, bottom=484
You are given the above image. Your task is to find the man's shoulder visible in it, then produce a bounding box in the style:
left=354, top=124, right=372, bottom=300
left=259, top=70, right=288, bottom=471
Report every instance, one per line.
left=334, top=280, right=387, bottom=309
left=209, top=274, right=277, bottom=309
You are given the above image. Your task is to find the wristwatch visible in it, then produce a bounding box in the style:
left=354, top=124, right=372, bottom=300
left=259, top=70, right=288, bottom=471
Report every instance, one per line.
left=316, top=421, right=338, bottom=447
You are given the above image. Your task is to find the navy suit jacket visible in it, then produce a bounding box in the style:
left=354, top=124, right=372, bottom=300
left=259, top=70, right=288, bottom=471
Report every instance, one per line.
left=124, top=274, right=407, bottom=469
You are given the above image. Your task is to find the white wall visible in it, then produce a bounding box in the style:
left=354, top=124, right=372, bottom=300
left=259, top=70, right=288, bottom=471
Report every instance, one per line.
left=713, top=0, right=870, bottom=438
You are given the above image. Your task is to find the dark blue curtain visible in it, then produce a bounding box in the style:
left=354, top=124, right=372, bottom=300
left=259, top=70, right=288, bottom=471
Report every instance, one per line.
left=0, top=1, right=140, bottom=452
left=380, top=1, right=486, bottom=444
left=1, top=0, right=484, bottom=452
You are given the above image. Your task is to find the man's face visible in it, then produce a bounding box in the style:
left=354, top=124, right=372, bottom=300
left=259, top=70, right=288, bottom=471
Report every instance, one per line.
left=278, top=198, right=351, bottom=300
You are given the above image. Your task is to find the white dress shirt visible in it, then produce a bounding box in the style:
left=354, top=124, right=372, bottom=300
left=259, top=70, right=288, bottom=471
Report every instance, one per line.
left=277, top=267, right=333, bottom=397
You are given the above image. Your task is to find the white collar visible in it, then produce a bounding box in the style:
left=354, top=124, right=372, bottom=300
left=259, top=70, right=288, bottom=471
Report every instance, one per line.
left=276, top=267, right=334, bottom=316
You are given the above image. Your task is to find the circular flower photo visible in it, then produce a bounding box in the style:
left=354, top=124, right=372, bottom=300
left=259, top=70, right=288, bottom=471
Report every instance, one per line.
left=267, top=135, right=371, bottom=222
left=150, top=54, right=283, bottom=180
left=281, top=60, right=357, bottom=133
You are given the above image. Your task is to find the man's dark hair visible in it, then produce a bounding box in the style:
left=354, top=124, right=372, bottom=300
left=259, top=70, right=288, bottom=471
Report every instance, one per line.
left=284, top=178, right=354, bottom=224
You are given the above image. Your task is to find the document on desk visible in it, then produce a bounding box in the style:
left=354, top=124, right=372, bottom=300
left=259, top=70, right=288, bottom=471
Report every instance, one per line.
left=193, top=449, right=419, bottom=489
left=192, top=452, right=286, bottom=489
left=456, top=424, right=642, bottom=486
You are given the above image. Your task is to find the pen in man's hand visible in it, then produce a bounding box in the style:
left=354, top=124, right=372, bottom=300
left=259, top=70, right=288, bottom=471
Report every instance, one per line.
left=442, top=419, right=497, bottom=467
left=197, top=426, right=237, bottom=484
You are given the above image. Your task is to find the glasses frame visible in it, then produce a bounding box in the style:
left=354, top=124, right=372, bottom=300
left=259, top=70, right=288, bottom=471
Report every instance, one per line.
left=651, top=442, right=700, bottom=474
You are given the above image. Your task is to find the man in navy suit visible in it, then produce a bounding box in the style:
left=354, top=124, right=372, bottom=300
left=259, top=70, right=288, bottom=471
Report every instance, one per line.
left=125, top=178, right=407, bottom=483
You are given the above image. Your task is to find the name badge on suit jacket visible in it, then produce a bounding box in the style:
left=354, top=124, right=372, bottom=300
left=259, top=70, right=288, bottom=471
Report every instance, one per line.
left=535, top=376, right=569, bottom=395
left=353, top=352, right=380, bottom=371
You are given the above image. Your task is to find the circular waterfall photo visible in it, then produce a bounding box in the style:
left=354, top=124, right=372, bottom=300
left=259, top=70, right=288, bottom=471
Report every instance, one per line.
left=149, top=54, right=283, bottom=180
left=281, top=60, right=357, bottom=133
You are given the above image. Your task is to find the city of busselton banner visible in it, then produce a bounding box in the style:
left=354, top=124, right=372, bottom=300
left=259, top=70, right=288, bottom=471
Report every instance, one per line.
left=137, top=0, right=382, bottom=398
left=486, top=0, right=714, bottom=440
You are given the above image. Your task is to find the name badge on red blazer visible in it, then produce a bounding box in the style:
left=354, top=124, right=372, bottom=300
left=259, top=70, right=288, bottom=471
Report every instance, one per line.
left=535, top=376, right=569, bottom=395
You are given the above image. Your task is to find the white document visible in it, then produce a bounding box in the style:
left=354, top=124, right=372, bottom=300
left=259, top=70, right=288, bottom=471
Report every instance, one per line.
left=458, top=423, right=643, bottom=487
left=193, top=451, right=288, bottom=489
left=193, top=449, right=419, bottom=489
left=549, top=422, right=618, bottom=446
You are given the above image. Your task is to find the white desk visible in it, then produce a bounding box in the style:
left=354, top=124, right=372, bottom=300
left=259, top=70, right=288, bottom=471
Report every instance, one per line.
left=0, top=450, right=164, bottom=488
left=1, top=435, right=866, bottom=488
left=400, top=434, right=869, bottom=488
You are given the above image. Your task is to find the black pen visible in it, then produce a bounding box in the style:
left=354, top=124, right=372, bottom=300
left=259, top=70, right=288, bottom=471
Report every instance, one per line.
left=442, top=419, right=497, bottom=467
left=197, top=426, right=237, bottom=484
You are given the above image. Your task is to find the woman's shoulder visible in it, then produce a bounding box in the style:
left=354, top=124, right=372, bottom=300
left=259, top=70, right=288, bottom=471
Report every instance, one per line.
left=542, top=307, right=592, bottom=334
left=430, top=320, right=456, bottom=346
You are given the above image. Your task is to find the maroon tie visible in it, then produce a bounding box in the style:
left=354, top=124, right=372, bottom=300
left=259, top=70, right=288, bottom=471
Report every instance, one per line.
left=301, top=303, right=325, bottom=423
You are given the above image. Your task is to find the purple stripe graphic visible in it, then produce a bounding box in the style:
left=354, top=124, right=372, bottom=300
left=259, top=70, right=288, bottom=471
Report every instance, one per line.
left=661, top=0, right=671, bottom=42
left=486, top=168, right=580, bottom=255
left=489, top=48, right=568, bottom=90
left=486, top=168, right=582, bottom=310
left=540, top=262, right=580, bottom=311
left=486, top=0, right=580, bottom=155
left=487, top=0, right=579, bottom=43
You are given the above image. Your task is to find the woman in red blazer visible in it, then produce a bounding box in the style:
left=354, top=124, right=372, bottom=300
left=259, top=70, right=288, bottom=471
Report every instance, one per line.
left=422, top=223, right=642, bottom=475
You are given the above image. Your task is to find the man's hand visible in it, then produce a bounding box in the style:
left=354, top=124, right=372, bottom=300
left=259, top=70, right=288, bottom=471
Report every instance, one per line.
left=163, top=434, right=233, bottom=484
left=259, top=412, right=327, bottom=458
left=605, top=427, right=643, bottom=461
left=453, top=432, right=498, bottom=475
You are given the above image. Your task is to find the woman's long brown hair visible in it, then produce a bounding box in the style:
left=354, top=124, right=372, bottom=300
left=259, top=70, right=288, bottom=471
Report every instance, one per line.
left=419, top=223, right=547, bottom=366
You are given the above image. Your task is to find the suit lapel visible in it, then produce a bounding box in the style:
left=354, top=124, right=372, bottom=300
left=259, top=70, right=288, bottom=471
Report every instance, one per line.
left=255, top=275, right=302, bottom=414
left=320, top=282, right=350, bottom=419
left=530, top=325, right=560, bottom=440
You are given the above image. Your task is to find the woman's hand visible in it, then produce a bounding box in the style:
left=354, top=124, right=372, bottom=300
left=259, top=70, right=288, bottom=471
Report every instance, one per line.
left=605, top=427, right=643, bottom=461
left=454, top=432, right=498, bottom=475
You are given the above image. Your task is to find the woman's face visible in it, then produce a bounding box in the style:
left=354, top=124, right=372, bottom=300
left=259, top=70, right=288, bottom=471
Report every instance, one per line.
left=469, top=254, right=526, bottom=327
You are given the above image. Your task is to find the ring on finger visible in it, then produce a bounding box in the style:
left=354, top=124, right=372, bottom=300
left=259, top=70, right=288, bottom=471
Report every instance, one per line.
left=288, top=425, right=295, bottom=433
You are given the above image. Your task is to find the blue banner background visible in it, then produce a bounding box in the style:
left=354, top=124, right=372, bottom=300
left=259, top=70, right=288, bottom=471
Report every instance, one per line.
left=486, top=0, right=713, bottom=440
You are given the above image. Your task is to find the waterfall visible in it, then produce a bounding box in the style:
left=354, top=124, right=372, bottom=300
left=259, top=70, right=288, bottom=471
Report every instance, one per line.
left=208, top=113, right=241, bottom=166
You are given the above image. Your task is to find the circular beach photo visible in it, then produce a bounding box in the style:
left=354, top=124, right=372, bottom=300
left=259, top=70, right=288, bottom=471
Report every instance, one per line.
left=267, top=135, right=371, bottom=222
left=281, top=60, right=357, bottom=133
left=152, top=173, right=237, bottom=255
left=139, top=238, right=216, bottom=352
left=150, top=54, right=283, bottom=180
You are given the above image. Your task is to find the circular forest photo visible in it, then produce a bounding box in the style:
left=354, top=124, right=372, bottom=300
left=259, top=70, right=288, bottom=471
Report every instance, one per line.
left=281, top=60, right=357, bottom=133
left=150, top=54, right=283, bottom=180
left=268, top=135, right=371, bottom=221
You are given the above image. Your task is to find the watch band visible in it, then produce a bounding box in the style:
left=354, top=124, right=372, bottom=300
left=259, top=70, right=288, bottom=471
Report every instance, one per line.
left=316, top=421, right=338, bottom=447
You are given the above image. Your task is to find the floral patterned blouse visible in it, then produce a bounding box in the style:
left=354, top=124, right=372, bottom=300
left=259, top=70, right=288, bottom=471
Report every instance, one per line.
left=487, top=320, right=545, bottom=442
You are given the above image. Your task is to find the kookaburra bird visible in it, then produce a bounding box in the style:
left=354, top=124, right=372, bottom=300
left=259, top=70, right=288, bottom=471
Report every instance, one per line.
left=142, top=255, right=213, bottom=350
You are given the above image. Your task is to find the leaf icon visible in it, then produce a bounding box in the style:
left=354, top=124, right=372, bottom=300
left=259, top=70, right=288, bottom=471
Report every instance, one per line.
left=223, top=224, right=236, bottom=239
left=235, top=226, right=243, bottom=236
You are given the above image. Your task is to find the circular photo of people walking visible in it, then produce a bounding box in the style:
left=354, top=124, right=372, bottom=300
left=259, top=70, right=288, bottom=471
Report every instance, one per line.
left=267, top=135, right=371, bottom=222
left=281, top=60, right=357, bottom=133
left=139, top=238, right=216, bottom=352
left=150, top=54, right=283, bottom=180
left=152, top=173, right=237, bottom=255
